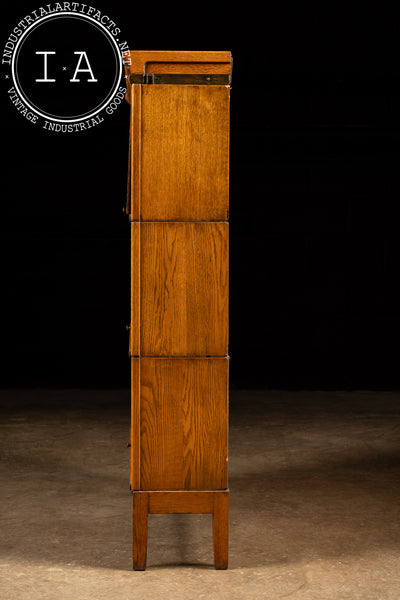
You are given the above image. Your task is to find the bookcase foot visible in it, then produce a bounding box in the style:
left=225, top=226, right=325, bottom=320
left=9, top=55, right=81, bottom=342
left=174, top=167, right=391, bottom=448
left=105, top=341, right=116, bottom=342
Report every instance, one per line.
left=132, top=490, right=229, bottom=570
left=213, top=490, right=229, bottom=569
left=132, top=491, right=148, bottom=570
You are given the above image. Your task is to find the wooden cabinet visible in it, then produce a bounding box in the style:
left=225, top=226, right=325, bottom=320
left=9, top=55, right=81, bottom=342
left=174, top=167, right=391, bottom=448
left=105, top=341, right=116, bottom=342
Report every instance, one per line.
left=125, top=51, right=232, bottom=570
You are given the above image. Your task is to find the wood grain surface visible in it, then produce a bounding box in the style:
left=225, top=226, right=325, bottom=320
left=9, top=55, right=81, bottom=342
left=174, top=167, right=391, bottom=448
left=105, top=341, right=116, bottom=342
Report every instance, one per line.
left=132, top=491, right=148, bottom=570
left=147, top=490, right=215, bottom=513
left=139, top=357, right=228, bottom=490
left=130, top=84, right=142, bottom=221
left=129, top=84, right=230, bottom=221
left=128, top=53, right=231, bottom=568
left=131, top=221, right=229, bottom=356
left=129, top=222, right=140, bottom=357
left=213, top=491, right=229, bottom=569
left=130, top=358, right=140, bottom=490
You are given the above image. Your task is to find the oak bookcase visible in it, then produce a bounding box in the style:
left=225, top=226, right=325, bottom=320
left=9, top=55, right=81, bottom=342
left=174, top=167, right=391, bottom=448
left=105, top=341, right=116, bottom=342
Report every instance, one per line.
left=124, top=50, right=232, bottom=570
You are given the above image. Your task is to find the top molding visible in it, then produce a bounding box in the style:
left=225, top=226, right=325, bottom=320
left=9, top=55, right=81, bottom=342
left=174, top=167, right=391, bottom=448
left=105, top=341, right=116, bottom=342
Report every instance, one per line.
left=123, top=50, right=232, bottom=99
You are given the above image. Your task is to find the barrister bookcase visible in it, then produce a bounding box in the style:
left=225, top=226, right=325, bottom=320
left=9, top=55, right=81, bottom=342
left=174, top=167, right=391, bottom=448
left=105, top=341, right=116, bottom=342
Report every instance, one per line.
left=124, top=50, right=232, bottom=570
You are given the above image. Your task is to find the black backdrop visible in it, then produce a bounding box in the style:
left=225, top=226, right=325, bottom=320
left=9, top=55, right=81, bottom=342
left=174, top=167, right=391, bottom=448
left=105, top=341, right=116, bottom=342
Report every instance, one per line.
left=1, top=3, right=400, bottom=390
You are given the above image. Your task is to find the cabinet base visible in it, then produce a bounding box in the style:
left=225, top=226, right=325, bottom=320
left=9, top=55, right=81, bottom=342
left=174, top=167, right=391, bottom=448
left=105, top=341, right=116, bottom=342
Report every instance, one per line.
left=132, top=490, right=229, bottom=570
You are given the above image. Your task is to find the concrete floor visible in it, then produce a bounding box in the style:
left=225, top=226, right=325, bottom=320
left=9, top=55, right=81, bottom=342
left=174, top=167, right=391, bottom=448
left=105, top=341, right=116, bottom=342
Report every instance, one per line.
left=0, top=389, right=399, bottom=599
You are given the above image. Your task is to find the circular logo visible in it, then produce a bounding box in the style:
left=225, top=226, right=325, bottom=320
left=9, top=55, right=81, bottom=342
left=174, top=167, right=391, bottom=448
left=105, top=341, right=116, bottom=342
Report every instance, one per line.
left=3, top=4, right=131, bottom=132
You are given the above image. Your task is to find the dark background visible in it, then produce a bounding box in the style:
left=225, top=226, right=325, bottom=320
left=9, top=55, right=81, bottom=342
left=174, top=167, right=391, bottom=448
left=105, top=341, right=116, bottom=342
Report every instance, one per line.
left=1, top=3, right=400, bottom=390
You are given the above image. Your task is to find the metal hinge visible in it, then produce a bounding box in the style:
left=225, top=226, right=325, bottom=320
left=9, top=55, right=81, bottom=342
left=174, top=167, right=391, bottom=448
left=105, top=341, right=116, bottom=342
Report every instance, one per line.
left=129, top=73, right=231, bottom=85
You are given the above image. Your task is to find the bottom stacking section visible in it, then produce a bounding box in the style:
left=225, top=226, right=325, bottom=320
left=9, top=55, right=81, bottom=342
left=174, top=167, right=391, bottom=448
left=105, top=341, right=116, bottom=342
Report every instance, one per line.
left=130, top=357, right=229, bottom=569
left=130, top=357, right=229, bottom=491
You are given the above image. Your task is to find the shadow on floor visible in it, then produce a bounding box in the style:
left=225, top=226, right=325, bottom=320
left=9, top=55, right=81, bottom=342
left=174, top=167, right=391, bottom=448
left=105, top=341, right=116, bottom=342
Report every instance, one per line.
left=0, top=389, right=399, bottom=570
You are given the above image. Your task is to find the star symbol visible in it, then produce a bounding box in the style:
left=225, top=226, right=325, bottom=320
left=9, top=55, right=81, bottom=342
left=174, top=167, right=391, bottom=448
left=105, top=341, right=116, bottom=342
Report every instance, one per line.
left=124, top=74, right=128, bottom=79
left=62, top=66, right=67, bottom=71
left=5, top=74, right=9, bottom=79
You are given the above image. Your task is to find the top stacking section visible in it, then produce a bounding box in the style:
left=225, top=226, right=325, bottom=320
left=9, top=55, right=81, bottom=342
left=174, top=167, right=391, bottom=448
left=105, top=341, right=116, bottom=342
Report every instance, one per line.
left=124, top=50, right=232, bottom=90
left=125, top=51, right=232, bottom=221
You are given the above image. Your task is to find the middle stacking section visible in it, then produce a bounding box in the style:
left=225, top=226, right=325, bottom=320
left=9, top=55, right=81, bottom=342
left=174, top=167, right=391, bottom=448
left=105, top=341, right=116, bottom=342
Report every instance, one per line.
left=130, top=221, right=228, bottom=357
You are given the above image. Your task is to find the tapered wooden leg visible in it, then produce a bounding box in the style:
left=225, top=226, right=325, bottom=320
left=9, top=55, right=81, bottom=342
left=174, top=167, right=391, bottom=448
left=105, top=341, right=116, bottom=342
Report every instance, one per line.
left=213, top=491, right=229, bottom=569
left=133, top=492, right=148, bottom=570
left=133, top=490, right=229, bottom=569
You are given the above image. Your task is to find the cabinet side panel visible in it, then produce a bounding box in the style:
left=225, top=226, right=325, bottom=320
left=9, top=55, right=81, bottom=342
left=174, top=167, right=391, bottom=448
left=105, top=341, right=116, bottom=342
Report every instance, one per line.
left=130, top=222, right=140, bottom=356
left=131, top=358, right=140, bottom=490
left=140, top=358, right=228, bottom=490
left=140, top=85, right=229, bottom=221
left=140, top=222, right=228, bottom=356
left=131, top=84, right=142, bottom=221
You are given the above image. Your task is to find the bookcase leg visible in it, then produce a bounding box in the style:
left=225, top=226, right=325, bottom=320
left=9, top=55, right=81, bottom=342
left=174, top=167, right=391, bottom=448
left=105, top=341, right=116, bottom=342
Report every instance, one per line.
left=132, top=491, right=148, bottom=570
left=132, top=490, right=229, bottom=569
left=213, top=491, right=229, bottom=569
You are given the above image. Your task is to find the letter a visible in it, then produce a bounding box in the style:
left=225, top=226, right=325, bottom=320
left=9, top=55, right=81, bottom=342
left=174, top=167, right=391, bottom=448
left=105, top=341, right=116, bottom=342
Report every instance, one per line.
left=70, top=51, right=98, bottom=82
